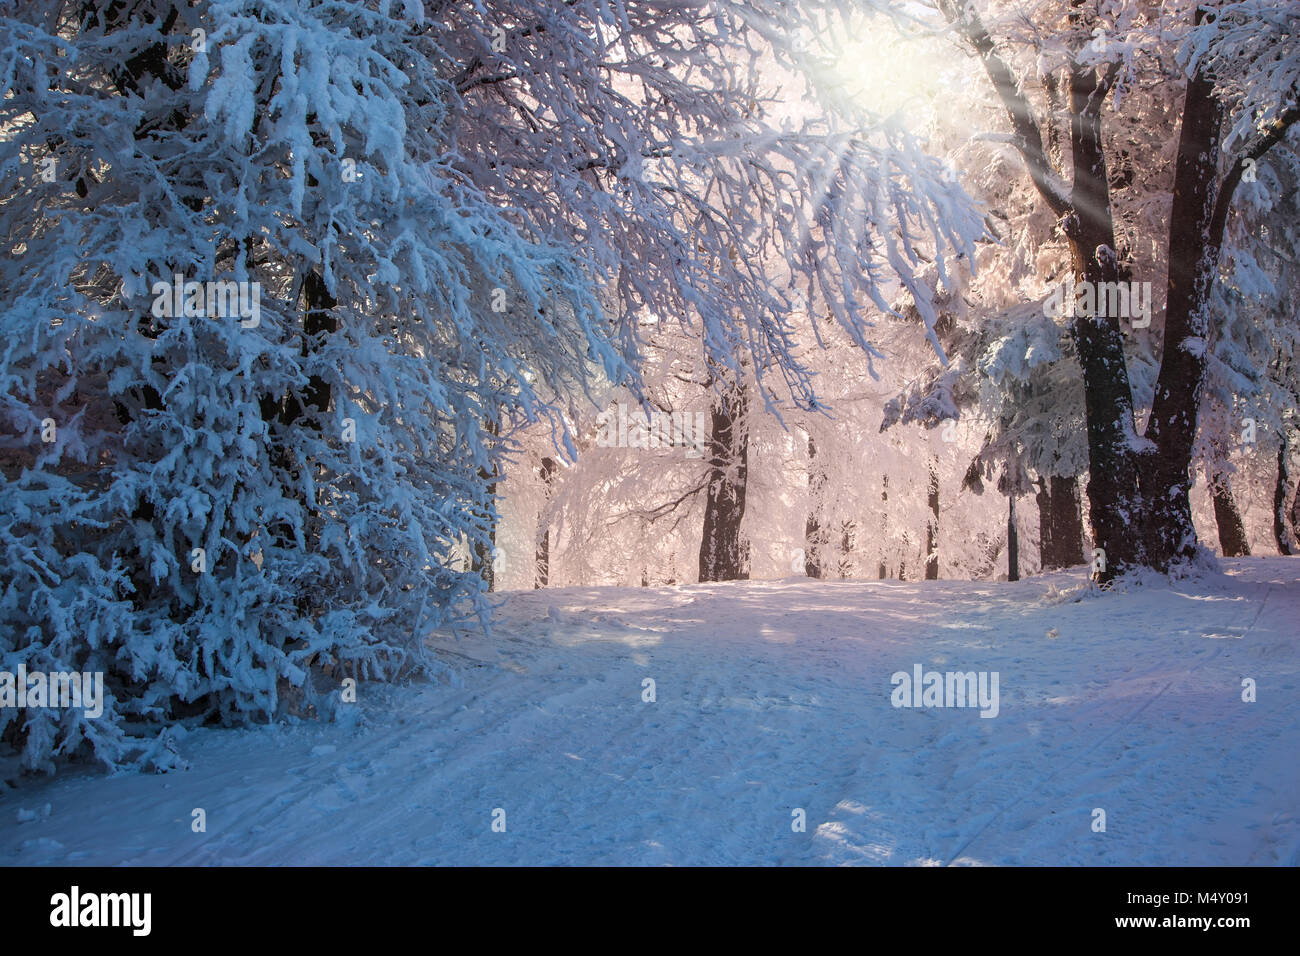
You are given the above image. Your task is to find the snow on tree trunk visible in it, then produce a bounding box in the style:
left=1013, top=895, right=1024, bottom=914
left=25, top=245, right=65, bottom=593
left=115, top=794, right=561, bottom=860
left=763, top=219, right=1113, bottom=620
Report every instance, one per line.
left=1140, top=58, right=1224, bottom=570
left=878, top=475, right=890, bottom=579
left=925, top=456, right=940, bottom=580
left=1007, top=494, right=1019, bottom=583
left=698, top=382, right=749, bottom=582
left=1277, top=437, right=1299, bottom=556
left=1061, top=62, right=1145, bottom=585
left=472, top=416, right=502, bottom=594
left=804, top=435, right=826, bottom=579
left=1211, top=477, right=1251, bottom=558
left=536, top=456, right=556, bottom=588
left=1036, top=478, right=1055, bottom=571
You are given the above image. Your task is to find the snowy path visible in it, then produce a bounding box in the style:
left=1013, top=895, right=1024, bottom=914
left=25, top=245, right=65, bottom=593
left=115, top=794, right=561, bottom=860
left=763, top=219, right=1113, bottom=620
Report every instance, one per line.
left=3, top=558, right=1298, bottom=866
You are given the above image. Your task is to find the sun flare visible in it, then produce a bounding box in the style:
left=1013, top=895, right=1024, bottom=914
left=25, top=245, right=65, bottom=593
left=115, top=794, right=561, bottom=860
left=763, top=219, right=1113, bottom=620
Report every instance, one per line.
left=822, top=18, right=968, bottom=132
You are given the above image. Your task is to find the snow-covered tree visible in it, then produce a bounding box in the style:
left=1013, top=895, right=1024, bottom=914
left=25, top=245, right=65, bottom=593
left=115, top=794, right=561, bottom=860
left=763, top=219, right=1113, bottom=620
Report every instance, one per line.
left=1, top=0, right=991, bottom=771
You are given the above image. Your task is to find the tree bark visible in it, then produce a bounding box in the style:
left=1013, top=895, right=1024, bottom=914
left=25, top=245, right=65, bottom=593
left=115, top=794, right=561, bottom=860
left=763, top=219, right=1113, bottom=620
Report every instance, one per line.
left=1007, top=494, right=1020, bottom=582
left=804, top=435, right=825, bottom=578
left=1062, top=53, right=1145, bottom=583
left=535, top=455, right=555, bottom=587
left=1050, top=474, right=1086, bottom=567
left=1211, top=476, right=1251, bottom=558
left=1280, top=433, right=1300, bottom=555
left=1140, top=52, right=1224, bottom=569
left=925, top=456, right=940, bottom=579
left=878, top=475, right=889, bottom=579
left=1036, top=477, right=1055, bottom=570
left=697, top=381, right=749, bottom=582
left=471, top=416, right=500, bottom=592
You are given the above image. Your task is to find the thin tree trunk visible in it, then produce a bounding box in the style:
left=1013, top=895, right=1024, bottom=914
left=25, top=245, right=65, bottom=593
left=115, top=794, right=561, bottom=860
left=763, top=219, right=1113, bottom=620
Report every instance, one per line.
left=1291, top=452, right=1300, bottom=546
left=925, top=456, right=939, bottom=579
left=535, top=455, right=555, bottom=587
left=1007, top=494, right=1020, bottom=582
left=1035, top=477, right=1055, bottom=570
left=804, top=435, right=825, bottom=578
left=1272, top=435, right=1296, bottom=555
left=878, top=475, right=889, bottom=579
left=471, top=416, right=500, bottom=592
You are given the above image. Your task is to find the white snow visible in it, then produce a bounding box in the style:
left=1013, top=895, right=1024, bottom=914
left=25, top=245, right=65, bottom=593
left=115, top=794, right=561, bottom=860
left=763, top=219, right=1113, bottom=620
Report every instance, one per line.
left=2, top=557, right=1297, bottom=866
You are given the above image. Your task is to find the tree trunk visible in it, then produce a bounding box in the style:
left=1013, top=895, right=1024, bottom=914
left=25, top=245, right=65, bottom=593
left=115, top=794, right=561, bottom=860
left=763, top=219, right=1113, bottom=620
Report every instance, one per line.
left=1292, top=453, right=1300, bottom=546
left=1063, top=58, right=1145, bottom=584
left=698, top=382, right=749, bottom=582
left=925, top=456, right=939, bottom=579
left=535, top=455, right=555, bottom=587
left=878, top=475, right=889, bottom=579
left=1035, top=477, right=1055, bottom=570
left=804, top=435, right=825, bottom=578
left=1140, top=50, right=1225, bottom=570
left=1280, top=433, right=1300, bottom=555
left=471, top=417, right=500, bottom=592
left=1007, top=494, right=1019, bottom=582
left=1211, top=476, right=1251, bottom=558
left=1050, top=474, right=1086, bottom=567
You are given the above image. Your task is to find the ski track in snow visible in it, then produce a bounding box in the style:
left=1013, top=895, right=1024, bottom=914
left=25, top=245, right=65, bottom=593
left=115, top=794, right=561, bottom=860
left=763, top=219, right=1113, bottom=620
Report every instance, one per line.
left=2, top=558, right=1298, bottom=866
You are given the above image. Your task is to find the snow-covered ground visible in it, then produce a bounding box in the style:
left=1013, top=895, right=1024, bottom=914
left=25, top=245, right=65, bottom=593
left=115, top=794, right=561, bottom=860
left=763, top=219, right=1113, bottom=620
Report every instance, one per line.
left=3, top=557, right=1298, bottom=866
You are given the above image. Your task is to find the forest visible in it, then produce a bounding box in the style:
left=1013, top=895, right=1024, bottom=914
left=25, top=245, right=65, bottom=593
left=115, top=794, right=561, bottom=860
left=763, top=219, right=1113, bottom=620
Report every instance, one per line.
left=0, top=0, right=1297, bottom=848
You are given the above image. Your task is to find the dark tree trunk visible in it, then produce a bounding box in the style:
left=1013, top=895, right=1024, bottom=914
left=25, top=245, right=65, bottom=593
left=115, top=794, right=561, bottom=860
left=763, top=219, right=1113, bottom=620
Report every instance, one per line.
left=878, top=475, right=889, bottom=579
left=1291, top=455, right=1300, bottom=546
left=1063, top=58, right=1144, bottom=584
left=925, top=456, right=939, bottom=579
left=471, top=416, right=501, bottom=592
left=1050, top=474, right=1086, bottom=567
left=535, top=455, right=555, bottom=587
left=1007, top=494, right=1020, bottom=582
left=1035, top=477, right=1055, bottom=570
left=804, top=435, right=825, bottom=578
left=698, top=382, right=749, bottom=582
left=1280, top=434, right=1299, bottom=555
left=1140, top=53, right=1224, bottom=570
left=1211, top=477, right=1251, bottom=558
